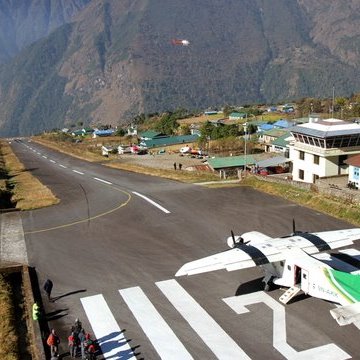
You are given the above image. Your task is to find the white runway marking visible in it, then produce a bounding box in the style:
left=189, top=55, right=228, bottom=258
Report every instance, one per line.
left=132, top=191, right=170, bottom=214
left=59, top=164, right=67, bottom=168
left=94, top=177, right=112, bottom=185
left=50, top=160, right=56, bottom=163
left=156, top=279, right=250, bottom=359
left=42, top=155, right=47, bottom=159
left=223, top=292, right=350, bottom=360
left=81, top=294, right=136, bottom=360
left=120, top=286, right=193, bottom=360
left=73, top=170, right=84, bottom=175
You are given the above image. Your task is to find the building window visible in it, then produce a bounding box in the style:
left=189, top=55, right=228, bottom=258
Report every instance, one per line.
left=299, top=169, right=304, bottom=180
left=314, top=155, right=319, bottom=165
left=299, top=151, right=305, bottom=160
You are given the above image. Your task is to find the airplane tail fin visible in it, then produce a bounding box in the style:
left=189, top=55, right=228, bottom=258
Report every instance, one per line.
left=330, top=302, right=360, bottom=326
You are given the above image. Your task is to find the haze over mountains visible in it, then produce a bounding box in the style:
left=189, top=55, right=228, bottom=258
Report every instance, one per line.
left=0, top=0, right=360, bottom=136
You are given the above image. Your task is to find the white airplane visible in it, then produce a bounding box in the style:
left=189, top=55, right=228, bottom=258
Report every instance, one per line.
left=176, top=224, right=360, bottom=326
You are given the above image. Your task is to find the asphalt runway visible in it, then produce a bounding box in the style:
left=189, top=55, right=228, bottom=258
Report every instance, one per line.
left=10, top=139, right=360, bottom=359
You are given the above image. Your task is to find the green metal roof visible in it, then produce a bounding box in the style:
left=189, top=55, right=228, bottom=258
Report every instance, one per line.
left=139, top=131, right=165, bottom=139
left=208, top=155, right=256, bottom=169
left=229, top=112, right=246, bottom=118
left=271, top=132, right=291, bottom=147
left=262, top=128, right=288, bottom=137
left=142, top=134, right=200, bottom=148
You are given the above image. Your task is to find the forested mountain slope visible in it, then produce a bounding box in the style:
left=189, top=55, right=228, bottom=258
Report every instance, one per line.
left=0, top=0, right=360, bottom=136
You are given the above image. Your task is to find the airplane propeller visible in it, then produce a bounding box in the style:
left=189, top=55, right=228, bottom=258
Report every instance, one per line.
left=228, top=230, right=249, bottom=247
left=291, top=218, right=306, bottom=236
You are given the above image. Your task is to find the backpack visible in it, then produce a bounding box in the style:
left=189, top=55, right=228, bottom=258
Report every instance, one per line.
left=47, top=334, right=55, bottom=346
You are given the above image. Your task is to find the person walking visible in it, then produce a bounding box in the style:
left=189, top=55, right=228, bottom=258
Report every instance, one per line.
left=179, top=163, right=182, bottom=170
left=43, top=279, right=53, bottom=301
left=68, top=332, right=77, bottom=358
left=47, top=329, right=60, bottom=358
left=78, top=328, right=86, bottom=359
left=173, top=162, right=177, bottom=170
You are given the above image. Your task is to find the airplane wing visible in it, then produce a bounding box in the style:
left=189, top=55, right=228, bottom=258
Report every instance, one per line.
left=176, top=228, right=360, bottom=277
left=330, top=302, right=360, bottom=326
left=175, top=244, right=285, bottom=276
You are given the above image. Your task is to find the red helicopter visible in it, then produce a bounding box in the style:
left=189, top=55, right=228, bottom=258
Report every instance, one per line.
left=171, top=39, right=190, bottom=46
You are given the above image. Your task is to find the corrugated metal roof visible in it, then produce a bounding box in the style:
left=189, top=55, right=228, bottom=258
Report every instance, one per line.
left=345, top=154, right=360, bottom=167
left=273, top=120, right=294, bottom=128
left=291, top=119, right=360, bottom=138
left=207, top=155, right=256, bottom=169
left=139, top=131, right=165, bottom=139
left=262, top=128, right=288, bottom=137
left=256, top=156, right=290, bottom=167
left=271, top=132, right=292, bottom=147
left=142, top=134, right=200, bottom=148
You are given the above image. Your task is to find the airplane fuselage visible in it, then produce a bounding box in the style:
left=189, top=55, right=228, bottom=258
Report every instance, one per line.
left=264, top=248, right=348, bottom=305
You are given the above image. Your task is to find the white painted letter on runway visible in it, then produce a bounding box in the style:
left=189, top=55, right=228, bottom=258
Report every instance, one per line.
left=223, top=292, right=350, bottom=360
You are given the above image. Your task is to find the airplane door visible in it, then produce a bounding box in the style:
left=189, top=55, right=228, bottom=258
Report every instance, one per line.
left=301, top=269, right=309, bottom=294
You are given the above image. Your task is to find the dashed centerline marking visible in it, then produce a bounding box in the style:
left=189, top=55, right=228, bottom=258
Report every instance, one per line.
left=59, top=164, right=67, bottom=168
left=42, top=155, right=47, bottom=159
left=50, top=160, right=56, bottom=163
left=73, top=170, right=84, bottom=175
left=94, top=177, right=112, bottom=185
left=132, top=191, right=170, bottom=214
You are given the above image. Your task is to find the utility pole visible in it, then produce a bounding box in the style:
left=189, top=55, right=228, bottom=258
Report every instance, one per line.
left=244, top=119, right=247, bottom=173
left=331, top=85, right=335, bottom=118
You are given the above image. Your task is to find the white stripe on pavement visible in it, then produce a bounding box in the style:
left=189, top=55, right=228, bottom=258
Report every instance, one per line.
left=81, top=294, right=136, bottom=360
left=42, top=155, right=47, bottom=159
left=94, top=177, right=112, bottom=185
left=50, top=160, right=56, bottom=163
left=73, top=170, right=84, bottom=175
left=119, top=286, right=193, bottom=360
left=59, top=164, right=67, bottom=168
left=132, top=191, right=170, bottom=214
left=156, top=279, right=250, bottom=360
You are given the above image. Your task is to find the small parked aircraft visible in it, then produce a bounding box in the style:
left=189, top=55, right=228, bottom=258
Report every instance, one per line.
left=176, top=223, right=360, bottom=326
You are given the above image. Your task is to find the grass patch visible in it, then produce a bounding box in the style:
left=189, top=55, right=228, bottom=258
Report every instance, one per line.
left=107, top=162, right=220, bottom=183
left=242, top=176, right=360, bottom=226
left=1, top=141, right=59, bottom=210
left=34, top=134, right=220, bottom=183
left=0, top=274, right=18, bottom=360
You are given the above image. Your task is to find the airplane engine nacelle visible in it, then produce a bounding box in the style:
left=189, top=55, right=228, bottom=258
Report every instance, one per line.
left=240, top=231, right=272, bottom=244
left=226, top=231, right=272, bottom=248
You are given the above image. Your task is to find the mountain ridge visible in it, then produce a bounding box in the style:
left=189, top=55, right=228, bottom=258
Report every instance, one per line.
left=1, top=0, right=360, bottom=136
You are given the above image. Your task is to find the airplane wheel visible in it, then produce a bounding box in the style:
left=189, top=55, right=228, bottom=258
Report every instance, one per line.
left=264, top=277, right=274, bottom=292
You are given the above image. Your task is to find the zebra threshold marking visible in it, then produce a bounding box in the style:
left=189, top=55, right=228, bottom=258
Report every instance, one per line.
left=119, top=286, right=193, bottom=360
left=80, top=294, right=136, bottom=360
left=81, top=280, right=351, bottom=360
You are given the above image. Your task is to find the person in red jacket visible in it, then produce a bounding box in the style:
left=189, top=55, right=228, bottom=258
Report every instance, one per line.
left=47, top=329, right=60, bottom=357
left=68, top=332, right=77, bottom=358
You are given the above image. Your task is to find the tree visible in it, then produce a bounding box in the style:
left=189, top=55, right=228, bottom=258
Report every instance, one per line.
left=200, top=121, right=214, bottom=138
left=179, top=124, right=191, bottom=135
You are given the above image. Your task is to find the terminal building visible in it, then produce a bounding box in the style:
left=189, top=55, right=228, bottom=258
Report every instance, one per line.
left=289, top=117, right=360, bottom=183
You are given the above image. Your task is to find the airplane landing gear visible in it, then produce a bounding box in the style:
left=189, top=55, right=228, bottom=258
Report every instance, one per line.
left=264, top=276, right=275, bottom=292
